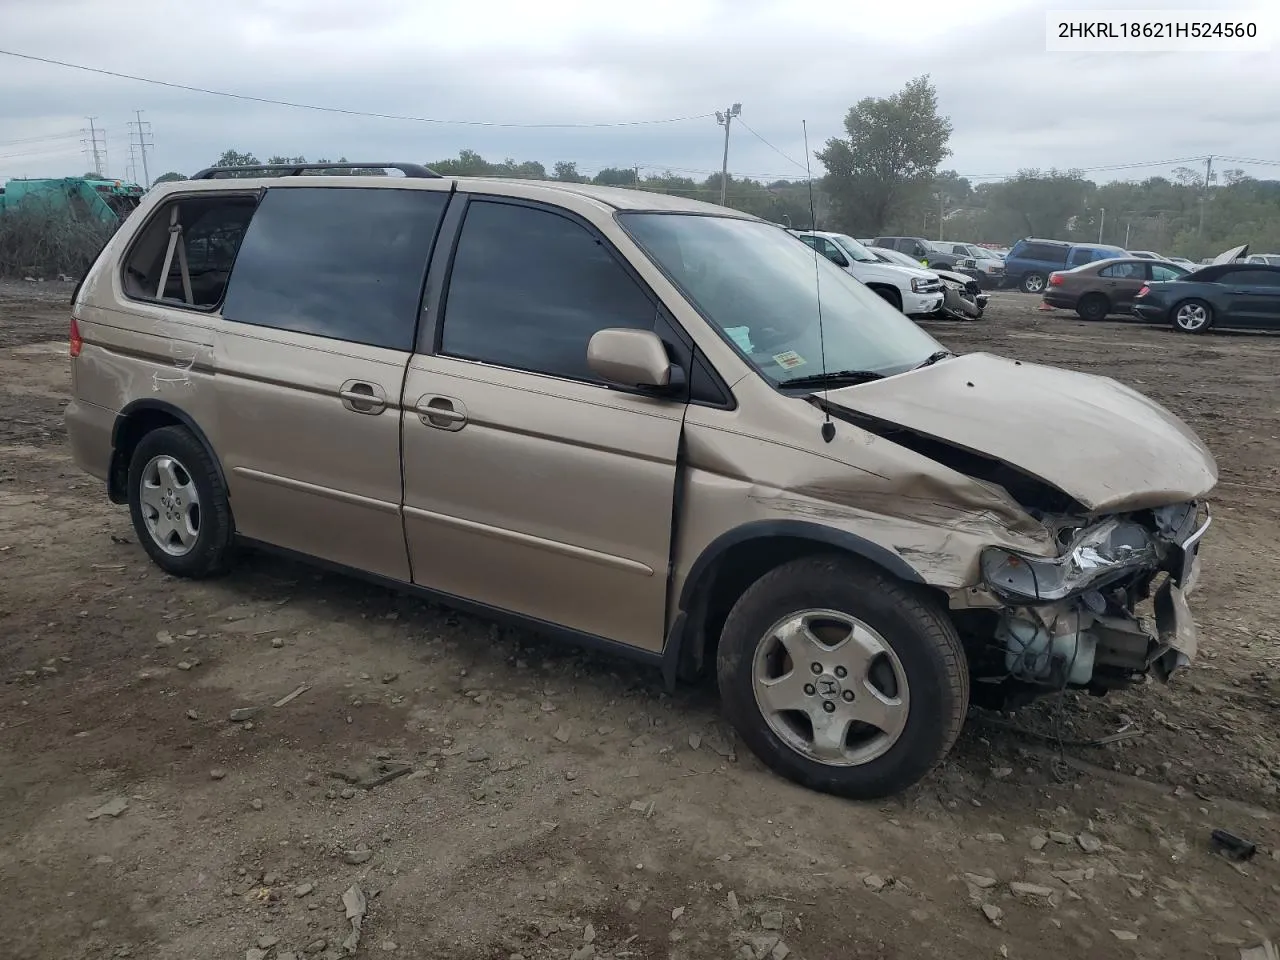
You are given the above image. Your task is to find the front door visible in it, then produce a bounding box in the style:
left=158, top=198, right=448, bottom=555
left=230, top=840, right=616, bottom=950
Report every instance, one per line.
left=213, top=184, right=450, bottom=580
left=1220, top=269, right=1280, bottom=329
left=400, top=197, right=686, bottom=651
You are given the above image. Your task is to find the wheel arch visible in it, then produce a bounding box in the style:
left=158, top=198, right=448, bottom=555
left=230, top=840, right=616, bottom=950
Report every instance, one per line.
left=865, top=283, right=904, bottom=310
left=1077, top=291, right=1110, bottom=318
left=661, top=520, right=925, bottom=690
left=109, top=400, right=227, bottom=505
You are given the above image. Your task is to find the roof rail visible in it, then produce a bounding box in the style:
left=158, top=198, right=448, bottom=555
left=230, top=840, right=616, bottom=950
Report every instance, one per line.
left=189, top=162, right=442, bottom=180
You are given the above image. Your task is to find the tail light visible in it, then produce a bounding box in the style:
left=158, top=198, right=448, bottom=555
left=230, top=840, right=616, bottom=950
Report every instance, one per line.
left=1136, top=284, right=1150, bottom=298
left=69, top=317, right=83, bottom=358
left=1048, top=273, right=1064, bottom=286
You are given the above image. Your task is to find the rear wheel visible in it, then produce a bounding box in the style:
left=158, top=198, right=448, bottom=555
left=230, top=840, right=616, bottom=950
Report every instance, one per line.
left=1020, top=272, right=1047, bottom=294
left=128, top=425, right=233, bottom=578
left=1171, top=298, right=1213, bottom=334
left=1076, top=293, right=1109, bottom=321
left=716, top=555, right=969, bottom=799
left=871, top=286, right=903, bottom=312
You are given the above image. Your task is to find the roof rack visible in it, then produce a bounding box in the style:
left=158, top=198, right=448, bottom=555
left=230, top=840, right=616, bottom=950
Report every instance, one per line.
left=189, top=162, right=442, bottom=180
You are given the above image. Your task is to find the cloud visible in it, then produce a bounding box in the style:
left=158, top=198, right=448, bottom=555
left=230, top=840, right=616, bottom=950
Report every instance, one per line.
left=0, top=0, right=1276, bottom=184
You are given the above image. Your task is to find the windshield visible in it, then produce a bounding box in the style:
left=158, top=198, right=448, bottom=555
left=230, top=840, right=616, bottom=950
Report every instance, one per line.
left=827, top=234, right=880, bottom=263
left=620, top=214, right=943, bottom=385
left=872, top=246, right=924, bottom=269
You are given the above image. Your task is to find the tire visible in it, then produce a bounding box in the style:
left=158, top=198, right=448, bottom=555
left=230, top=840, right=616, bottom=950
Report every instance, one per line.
left=127, top=425, right=234, bottom=578
left=1076, top=294, right=1109, bottom=322
left=1020, top=272, right=1046, bottom=294
left=716, top=555, right=969, bottom=800
left=871, top=286, right=903, bottom=312
left=1171, top=298, right=1213, bottom=334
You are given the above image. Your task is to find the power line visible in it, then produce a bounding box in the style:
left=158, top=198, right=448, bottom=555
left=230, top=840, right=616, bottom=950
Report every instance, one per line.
left=0, top=48, right=715, bottom=129
left=736, top=119, right=806, bottom=172
left=0, top=130, right=81, bottom=148
left=957, top=155, right=1214, bottom=181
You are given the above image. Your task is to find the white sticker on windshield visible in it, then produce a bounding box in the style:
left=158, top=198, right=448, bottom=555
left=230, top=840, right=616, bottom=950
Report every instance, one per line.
left=724, top=326, right=754, bottom=352
left=772, top=350, right=807, bottom=370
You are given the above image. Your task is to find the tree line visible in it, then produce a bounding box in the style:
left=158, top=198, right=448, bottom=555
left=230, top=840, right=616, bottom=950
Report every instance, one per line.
left=161, top=85, right=1280, bottom=260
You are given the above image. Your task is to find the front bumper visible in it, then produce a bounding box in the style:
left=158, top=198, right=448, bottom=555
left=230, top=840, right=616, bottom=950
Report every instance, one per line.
left=904, top=290, right=944, bottom=316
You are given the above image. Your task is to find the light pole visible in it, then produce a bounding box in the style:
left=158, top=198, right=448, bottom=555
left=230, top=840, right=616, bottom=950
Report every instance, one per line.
left=715, top=103, right=741, bottom=207
left=1098, top=206, right=1105, bottom=244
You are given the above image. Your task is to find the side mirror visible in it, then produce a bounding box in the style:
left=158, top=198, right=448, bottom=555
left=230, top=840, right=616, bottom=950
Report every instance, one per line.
left=587, top=328, right=677, bottom=390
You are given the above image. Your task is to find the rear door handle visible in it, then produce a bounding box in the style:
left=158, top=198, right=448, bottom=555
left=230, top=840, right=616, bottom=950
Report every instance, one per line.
left=415, top=394, right=468, bottom=431
left=339, top=379, right=388, bottom=415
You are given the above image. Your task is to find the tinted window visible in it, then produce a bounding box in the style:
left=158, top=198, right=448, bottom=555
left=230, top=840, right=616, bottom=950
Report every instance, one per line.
left=1067, top=247, right=1093, bottom=266
left=1020, top=243, right=1068, bottom=263
left=222, top=187, right=446, bottom=351
left=440, top=200, right=657, bottom=382
left=1099, top=262, right=1144, bottom=279
left=1223, top=269, right=1280, bottom=286
left=1150, top=264, right=1185, bottom=282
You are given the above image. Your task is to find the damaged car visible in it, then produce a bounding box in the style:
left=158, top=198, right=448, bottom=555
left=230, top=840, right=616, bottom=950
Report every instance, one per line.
left=870, top=245, right=989, bottom=320
left=66, top=167, right=1217, bottom=802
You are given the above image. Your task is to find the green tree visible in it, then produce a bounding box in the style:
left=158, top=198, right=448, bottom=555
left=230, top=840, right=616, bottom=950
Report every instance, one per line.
left=153, top=172, right=186, bottom=183
left=592, top=167, right=639, bottom=187
left=817, top=75, right=953, bottom=234
left=553, top=161, right=585, bottom=182
left=214, top=150, right=260, bottom=167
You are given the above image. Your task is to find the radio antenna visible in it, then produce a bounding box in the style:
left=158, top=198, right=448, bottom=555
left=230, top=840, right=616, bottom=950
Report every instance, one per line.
left=803, top=119, right=836, bottom=443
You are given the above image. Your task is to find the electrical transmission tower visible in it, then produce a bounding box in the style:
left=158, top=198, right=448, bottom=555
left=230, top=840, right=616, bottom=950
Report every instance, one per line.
left=81, top=118, right=107, bottom=177
left=128, top=110, right=154, bottom=187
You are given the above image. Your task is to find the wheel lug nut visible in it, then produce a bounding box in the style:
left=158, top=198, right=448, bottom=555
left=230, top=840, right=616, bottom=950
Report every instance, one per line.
left=834, top=666, right=847, bottom=678
left=842, top=690, right=855, bottom=702
left=822, top=701, right=836, bottom=713
left=803, top=684, right=815, bottom=696
left=810, top=663, right=822, bottom=675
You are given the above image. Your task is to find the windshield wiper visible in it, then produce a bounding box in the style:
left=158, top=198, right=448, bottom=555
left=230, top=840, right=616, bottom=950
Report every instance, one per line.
left=782, top=369, right=886, bottom=388
left=914, top=350, right=954, bottom=369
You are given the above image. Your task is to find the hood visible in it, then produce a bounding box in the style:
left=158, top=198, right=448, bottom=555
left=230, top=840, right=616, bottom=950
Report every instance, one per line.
left=1213, top=243, right=1248, bottom=264
left=933, top=268, right=974, bottom=285
left=869, top=262, right=936, bottom=281
left=822, top=353, right=1217, bottom=513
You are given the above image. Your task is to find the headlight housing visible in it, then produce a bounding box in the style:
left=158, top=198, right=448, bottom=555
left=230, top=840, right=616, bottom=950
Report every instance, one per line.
left=981, top=518, right=1159, bottom=602
left=911, top=277, right=931, bottom=292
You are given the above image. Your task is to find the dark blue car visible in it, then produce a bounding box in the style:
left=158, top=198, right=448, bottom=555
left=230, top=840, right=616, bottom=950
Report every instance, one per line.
left=1004, top=238, right=1129, bottom=293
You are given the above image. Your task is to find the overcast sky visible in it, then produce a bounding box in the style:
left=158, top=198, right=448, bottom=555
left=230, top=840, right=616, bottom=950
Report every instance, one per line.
left=1, top=0, right=1276, bottom=187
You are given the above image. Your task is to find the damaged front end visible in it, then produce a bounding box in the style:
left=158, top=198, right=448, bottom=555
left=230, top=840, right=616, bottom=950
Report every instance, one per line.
left=968, top=501, right=1210, bottom=706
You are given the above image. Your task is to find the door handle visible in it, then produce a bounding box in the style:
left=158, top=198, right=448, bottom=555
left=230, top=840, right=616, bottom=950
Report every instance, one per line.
left=415, top=394, right=468, bottom=431
left=339, top=379, right=388, bottom=415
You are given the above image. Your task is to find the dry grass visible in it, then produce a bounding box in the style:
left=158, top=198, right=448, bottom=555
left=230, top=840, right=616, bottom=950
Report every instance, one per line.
left=0, top=208, right=115, bottom=280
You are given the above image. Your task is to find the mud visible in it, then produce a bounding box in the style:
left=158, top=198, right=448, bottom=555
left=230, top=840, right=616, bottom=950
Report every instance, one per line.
left=2, top=283, right=1278, bottom=959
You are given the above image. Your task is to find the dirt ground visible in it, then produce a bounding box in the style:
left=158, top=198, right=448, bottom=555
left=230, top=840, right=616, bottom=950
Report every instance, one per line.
left=2, top=281, right=1279, bottom=960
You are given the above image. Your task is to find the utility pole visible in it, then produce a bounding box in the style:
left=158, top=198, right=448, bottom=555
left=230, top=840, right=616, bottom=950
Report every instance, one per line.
left=938, top=192, right=945, bottom=240
left=128, top=110, right=154, bottom=187
left=1098, top=207, right=1105, bottom=244
left=1125, top=221, right=1131, bottom=248
left=81, top=118, right=106, bottom=176
left=715, top=103, right=742, bottom=207
left=1197, top=155, right=1213, bottom=237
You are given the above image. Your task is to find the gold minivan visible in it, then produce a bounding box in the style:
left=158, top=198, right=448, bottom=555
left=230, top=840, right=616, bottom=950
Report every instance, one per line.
left=66, top=163, right=1217, bottom=798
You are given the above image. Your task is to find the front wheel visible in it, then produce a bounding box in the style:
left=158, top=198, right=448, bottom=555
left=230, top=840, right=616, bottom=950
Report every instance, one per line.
left=716, top=555, right=969, bottom=799
left=128, top=425, right=234, bottom=578
left=871, top=286, right=903, bottom=312
left=1171, top=298, right=1213, bottom=334
left=1020, top=272, right=1046, bottom=294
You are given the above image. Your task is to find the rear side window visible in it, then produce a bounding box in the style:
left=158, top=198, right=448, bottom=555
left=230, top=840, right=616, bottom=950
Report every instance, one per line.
left=1019, top=243, right=1068, bottom=263
left=221, top=187, right=447, bottom=351
left=122, top=194, right=259, bottom=309
left=439, top=200, right=657, bottom=382
left=1099, top=262, right=1144, bottom=279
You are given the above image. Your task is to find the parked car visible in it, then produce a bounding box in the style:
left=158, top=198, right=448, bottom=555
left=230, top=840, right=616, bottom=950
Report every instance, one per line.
left=1003, top=239, right=1129, bottom=293
left=1132, top=244, right=1280, bottom=333
left=791, top=230, right=945, bottom=316
left=1166, top=256, right=1197, bottom=270
left=871, top=235, right=936, bottom=265
left=65, top=163, right=1216, bottom=800
left=932, top=242, right=1005, bottom=288
left=1245, top=253, right=1280, bottom=266
left=1127, top=250, right=1165, bottom=261
left=1042, top=257, right=1189, bottom=320
left=869, top=246, right=989, bottom=319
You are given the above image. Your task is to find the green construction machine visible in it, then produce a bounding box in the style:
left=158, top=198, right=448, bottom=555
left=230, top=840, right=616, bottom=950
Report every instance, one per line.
left=0, top=176, right=146, bottom=225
